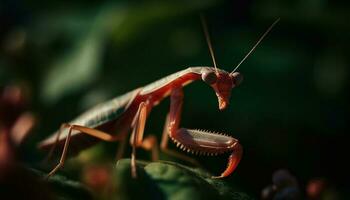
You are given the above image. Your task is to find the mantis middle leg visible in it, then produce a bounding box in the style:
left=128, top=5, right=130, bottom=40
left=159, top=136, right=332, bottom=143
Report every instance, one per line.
left=129, top=101, right=159, bottom=178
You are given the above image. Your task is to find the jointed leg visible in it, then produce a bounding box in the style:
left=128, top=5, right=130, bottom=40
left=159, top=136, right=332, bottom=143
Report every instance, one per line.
left=115, top=129, right=154, bottom=161
left=160, top=113, right=200, bottom=166
left=168, top=88, right=183, bottom=135
left=130, top=102, right=147, bottom=178
left=163, top=88, right=200, bottom=166
left=46, top=123, right=123, bottom=178
left=129, top=102, right=159, bottom=178
left=115, top=135, right=127, bottom=160
left=44, top=123, right=66, bottom=163
left=46, top=124, right=72, bottom=178
left=166, top=87, right=242, bottom=178
left=140, top=135, right=159, bottom=161
left=116, top=133, right=158, bottom=162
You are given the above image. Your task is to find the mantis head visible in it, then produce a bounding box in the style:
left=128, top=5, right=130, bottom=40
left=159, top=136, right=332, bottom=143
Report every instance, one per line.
left=201, top=68, right=243, bottom=110
left=200, top=16, right=279, bottom=110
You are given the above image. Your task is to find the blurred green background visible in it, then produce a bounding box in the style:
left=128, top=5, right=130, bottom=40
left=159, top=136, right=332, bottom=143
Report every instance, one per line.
left=1, top=0, right=349, bottom=198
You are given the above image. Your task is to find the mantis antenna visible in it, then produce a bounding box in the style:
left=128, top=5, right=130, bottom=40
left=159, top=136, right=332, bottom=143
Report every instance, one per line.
left=231, top=18, right=280, bottom=74
left=200, top=14, right=219, bottom=75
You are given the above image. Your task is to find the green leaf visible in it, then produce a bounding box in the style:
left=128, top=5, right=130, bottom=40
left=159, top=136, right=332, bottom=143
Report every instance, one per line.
left=30, top=168, right=93, bottom=200
left=111, top=159, right=251, bottom=200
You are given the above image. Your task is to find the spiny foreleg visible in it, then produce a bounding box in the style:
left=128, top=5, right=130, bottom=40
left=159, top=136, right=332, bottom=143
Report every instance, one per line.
left=168, top=87, right=243, bottom=178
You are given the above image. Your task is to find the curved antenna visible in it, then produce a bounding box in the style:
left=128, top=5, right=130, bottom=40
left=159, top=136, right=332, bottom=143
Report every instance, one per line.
left=231, top=18, right=280, bottom=74
left=200, top=14, right=219, bottom=74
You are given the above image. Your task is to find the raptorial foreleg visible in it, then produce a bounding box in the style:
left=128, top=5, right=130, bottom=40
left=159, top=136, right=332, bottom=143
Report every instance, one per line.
left=167, top=87, right=243, bottom=178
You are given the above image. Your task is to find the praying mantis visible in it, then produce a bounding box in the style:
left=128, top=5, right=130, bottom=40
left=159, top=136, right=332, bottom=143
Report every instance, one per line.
left=38, top=17, right=279, bottom=179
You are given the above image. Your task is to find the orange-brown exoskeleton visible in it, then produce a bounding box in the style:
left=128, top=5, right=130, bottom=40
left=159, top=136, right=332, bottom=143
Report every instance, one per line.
left=39, top=17, right=279, bottom=178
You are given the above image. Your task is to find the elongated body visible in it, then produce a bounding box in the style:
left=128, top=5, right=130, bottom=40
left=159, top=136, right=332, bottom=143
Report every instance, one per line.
left=39, top=18, right=278, bottom=179
left=39, top=67, right=208, bottom=149
left=39, top=67, right=243, bottom=178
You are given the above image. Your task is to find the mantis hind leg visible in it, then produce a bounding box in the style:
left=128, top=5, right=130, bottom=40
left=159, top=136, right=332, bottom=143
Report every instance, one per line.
left=46, top=124, right=72, bottom=178
left=43, top=123, right=65, bottom=164
left=46, top=123, right=123, bottom=178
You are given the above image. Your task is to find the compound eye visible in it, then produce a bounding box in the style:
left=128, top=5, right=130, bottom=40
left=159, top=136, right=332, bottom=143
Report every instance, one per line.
left=231, top=72, right=243, bottom=86
left=202, top=71, right=217, bottom=85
